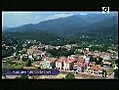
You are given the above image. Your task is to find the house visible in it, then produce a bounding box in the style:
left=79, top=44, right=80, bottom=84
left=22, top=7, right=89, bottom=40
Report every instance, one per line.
left=55, top=59, right=64, bottom=70
left=63, top=59, right=74, bottom=70
left=48, top=58, right=57, bottom=69
left=35, top=56, right=42, bottom=61
left=78, top=57, right=85, bottom=63
left=73, top=57, right=87, bottom=72
left=32, top=61, right=41, bottom=68
left=101, top=53, right=111, bottom=60
left=87, top=65, right=104, bottom=75
left=13, top=52, right=16, bottom=56
left=73, top=63, right=78, bottom=70
left=103, top=60, right=112, bottom=67
left=41, top=60, right=51, bottom=69
left=55, top=57, right=76, bottom=71
left=84, top=51, right=94, bottom=57
left=65, top=45, right=72, bottom=48
left=55, top=46, right=61, bottom=50
left=85, top=48, right=89, bottom=51
left=77, top=62, right=87, bottom=72
left=27, top=47, right=35, bottom=55
left=88, top=62, right=96, bottom=67
left=70, top=55, right=79, bottom=60
left=33, top=50, right=46, bottom=57
left=83, top=55, right=90, bottom=63
left=28, top=54, right=34, bottom=61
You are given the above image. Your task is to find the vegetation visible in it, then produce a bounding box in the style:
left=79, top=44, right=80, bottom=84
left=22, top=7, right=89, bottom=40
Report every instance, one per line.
left=46, top=47, right=75, bottom=57
left=106, top=68, right=114, bottom=75
left=114, top=69, right=118, bottom=79
left=65, top=73, right=75, bottom=79
left=2, top=47, right=15, bottom=57
left=89, top=56, right=103, bottom=65
left=26, top=59, right=32, bottom=66
left=15, top=75, right=28, bottom=79
left=95, top=57, right=103, bottom=65
left=3, top=60, right=27, bottom=69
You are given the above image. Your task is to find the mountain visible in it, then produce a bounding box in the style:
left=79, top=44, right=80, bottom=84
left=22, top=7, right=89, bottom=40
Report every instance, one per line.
left=3, top=13, right=118, bottom=45
left=3, top=13, right=117, bottom=33
left=2, top=26, right=10, bottom=30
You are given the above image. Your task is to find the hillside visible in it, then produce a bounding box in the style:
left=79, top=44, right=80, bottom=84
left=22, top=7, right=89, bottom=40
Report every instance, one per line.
left=3, top=13, right=118, bottom=45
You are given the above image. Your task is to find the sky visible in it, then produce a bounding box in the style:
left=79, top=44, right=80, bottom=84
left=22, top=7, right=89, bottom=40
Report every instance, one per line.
left=2, top=11, right=118, bottom=28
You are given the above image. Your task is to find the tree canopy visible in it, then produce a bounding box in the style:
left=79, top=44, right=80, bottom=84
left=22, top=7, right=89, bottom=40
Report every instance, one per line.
left=65, top=73, right=75, bottom=79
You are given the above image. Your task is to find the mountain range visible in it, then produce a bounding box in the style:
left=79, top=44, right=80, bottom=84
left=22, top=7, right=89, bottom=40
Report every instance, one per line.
left=2, top=13, right=118, bottom=45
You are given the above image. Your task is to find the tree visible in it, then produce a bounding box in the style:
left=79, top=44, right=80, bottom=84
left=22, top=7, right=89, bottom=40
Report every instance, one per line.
left=15, top=76, right=20, bottom=79
left=89, top=56, right=96, bottom=62
left=65, top=73, right=75, bottom=79
left=20, top=75, right=28, bottom=79
left=114, top=69, right=118, bottom=79
left=38, top=67, right=41, bottom=69
left=26, top=59, right=32, bottom=66
left=102, top=69, right=107, bottom=78
left=16, top=45, right=23, bottom=51
left=15, top=75, right=28, bottom=79
left=96, top=57, right=103, bottom=65
left=22, top=56, right=28, bottom=61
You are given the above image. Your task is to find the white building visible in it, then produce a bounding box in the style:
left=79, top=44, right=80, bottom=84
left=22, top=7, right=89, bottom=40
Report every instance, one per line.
left=55, top=60, right=63, bottom=70
left=83, top=55, right=90, bottom=63
left=63, top=61, right=74, bottom=70
left=13, top=52, right=16, bottom=56
left=85, top=48, right=89, bottom=51
left=28, top=55, right=34, bottom=61
left=55, top=58, right=74, bottom=71
left=41, top=60, right=51, bottom=69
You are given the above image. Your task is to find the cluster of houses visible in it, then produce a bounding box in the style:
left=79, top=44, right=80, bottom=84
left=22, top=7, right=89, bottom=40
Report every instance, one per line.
left=2, top=40, right=118, bottom=79
left=26, top=45, right=117, bottom=68
left=24, top=45, right=116, bottom=78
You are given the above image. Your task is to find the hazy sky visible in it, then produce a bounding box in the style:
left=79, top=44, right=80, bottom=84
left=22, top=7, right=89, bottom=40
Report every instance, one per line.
left=2, top=11, right=118, bottom=27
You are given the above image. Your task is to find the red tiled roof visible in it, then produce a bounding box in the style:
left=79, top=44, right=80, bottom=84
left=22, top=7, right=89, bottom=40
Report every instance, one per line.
left=76, top=62, right=86, bottom=67
left=57, top=59, right=64, bottom=63
left=65, top=59, right=74, bottom=63
left=48, top=58, right=56, bottom=63
left=89, top=66, right=103, bottom=71
left=49, top=60, right=56, bottom=63
left=58, top=58, right=75, bottom=63
left=60, top=56, right=67, bottom=59
left=85, top=51, right=94, bottom=56
left=78, top=57, right=85, bottom=63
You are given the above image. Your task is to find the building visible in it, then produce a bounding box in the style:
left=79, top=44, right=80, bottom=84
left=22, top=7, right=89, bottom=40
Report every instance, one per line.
left=55, top=56, right=77, bottom=71
left=55, top=59, right=64, bottom=70
left=41, top=60, right=51, bottom=69
left=87, top=65, right=104, bottom=75
left=73, top=57, right=87, bottom=72
left=77, top=61, right=87, bottom=72
left=83, top=55, right=90, bottom=63
left=48, top=58, right=57, bottom=69
left=63, top=59, right=74, bottom=70
left=28, top=54, right=34, bottom=61
left=103, top=60, right=112, bottom=67
left=32, top=61, right=41, bottom=68
left=101, top=53, right=111, bottom=60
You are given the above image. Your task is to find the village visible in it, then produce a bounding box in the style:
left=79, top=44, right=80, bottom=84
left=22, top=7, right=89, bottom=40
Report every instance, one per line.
left=2, top=39, right=118, bottom=79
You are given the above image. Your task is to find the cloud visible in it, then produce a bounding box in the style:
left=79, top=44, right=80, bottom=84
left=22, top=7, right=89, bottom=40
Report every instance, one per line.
left=2, top=12, right=79, bottom=27
left=53, top=13, right=75, bottom=18
left=79, top=13, right=87, bottom=15
left=41, top=13, right=75, bottom=22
